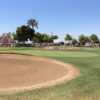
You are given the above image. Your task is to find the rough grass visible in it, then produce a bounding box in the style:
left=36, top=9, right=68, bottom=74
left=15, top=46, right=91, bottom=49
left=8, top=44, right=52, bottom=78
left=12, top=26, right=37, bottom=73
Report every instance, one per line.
left=0, top=47, right=100, bottom=100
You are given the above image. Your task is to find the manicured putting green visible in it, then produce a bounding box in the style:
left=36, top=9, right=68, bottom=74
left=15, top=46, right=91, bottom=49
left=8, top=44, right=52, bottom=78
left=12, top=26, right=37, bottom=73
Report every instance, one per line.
left=14, top=50, right=98, bottom=58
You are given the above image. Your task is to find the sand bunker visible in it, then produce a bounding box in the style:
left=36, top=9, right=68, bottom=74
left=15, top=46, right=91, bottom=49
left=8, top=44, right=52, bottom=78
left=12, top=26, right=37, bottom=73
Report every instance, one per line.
left=0, top=54, right=79, bottom=93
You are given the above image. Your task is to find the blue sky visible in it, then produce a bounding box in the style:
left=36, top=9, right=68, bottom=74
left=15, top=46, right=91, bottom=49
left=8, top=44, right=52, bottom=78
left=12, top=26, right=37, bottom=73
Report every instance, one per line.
left=0, top=0, right=100, bottom=40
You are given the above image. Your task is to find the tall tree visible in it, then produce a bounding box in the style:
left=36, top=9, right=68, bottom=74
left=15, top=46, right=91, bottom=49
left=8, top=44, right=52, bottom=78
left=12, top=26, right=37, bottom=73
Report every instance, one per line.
left=16, top=25, right=35, bottom=42
left=27, top=18, right=38, bottom=30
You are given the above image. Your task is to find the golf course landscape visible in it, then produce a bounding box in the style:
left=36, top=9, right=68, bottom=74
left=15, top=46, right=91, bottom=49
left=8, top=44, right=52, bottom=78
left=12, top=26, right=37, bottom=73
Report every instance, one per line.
left=0, top=0, right=100, bottom=99
left=0, top=47, right=100, bottom=100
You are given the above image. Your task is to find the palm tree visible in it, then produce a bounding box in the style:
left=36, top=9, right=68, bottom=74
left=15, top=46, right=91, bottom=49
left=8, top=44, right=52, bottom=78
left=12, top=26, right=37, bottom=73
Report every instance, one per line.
left=27, top=18, right=38, bottom=30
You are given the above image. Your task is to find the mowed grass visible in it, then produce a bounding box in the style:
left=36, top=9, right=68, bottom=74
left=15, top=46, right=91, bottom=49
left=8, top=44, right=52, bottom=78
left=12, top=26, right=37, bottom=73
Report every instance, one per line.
left=0, top=47, right=100, bottom=100
left=0, top=47, right=98, bottom=58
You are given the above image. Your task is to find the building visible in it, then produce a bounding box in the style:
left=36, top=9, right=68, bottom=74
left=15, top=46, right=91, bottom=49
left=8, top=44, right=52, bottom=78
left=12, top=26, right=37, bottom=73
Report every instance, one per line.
left=0, top=33, right=14, bottom=47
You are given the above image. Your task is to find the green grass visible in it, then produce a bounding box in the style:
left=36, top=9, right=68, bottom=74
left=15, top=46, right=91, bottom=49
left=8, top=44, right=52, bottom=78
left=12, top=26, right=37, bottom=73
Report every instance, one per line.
left=0, top=47, right=98, bottom=58
left=0, top=47, right=100, bottom=100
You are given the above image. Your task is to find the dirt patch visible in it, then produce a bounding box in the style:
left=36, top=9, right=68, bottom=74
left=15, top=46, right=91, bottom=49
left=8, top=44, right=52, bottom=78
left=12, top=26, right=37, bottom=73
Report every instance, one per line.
left=0, top=54, right=79, bottom=93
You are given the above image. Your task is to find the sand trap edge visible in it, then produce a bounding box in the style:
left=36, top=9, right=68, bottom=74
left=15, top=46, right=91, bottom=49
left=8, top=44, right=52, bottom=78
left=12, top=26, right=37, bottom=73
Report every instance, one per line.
left=0, top=52, right=80, bottom=94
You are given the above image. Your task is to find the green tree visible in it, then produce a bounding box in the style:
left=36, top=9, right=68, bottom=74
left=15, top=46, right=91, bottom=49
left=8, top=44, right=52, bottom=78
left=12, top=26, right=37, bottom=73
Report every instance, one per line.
left=50, top=34, right=58, bottom=43
left=90, top=34, right=99, bottom=43
left=27, top=18, right=38, bottom=30
left=79, top=34, right=90, bottom=45
left=16, top=25, right=35, bottom=42
left=33, top=32, right=41, bottom=43
left=65, top=34, right=72, bottom=41
left=33, top=33, right=58, bottom=43
left=33, top=33, right=48, bottom=43
left=41, top=34, right=50, bottom=43
left=72, top=39, right=78, bottom=46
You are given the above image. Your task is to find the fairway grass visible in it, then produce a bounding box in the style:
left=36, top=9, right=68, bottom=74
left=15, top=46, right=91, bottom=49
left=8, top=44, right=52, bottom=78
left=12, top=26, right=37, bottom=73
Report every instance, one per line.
left=0, top=47, right=100, bottom=100
left=0, top=48, right=98, bottom=58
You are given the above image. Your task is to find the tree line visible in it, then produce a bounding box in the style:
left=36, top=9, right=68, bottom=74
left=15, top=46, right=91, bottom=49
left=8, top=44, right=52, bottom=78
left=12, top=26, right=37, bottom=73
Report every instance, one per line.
left=0, top=18, right=100, bottom=47
left=13, top=19, right=58, bottom=44
left=65, top=34, right=100, bottom=47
